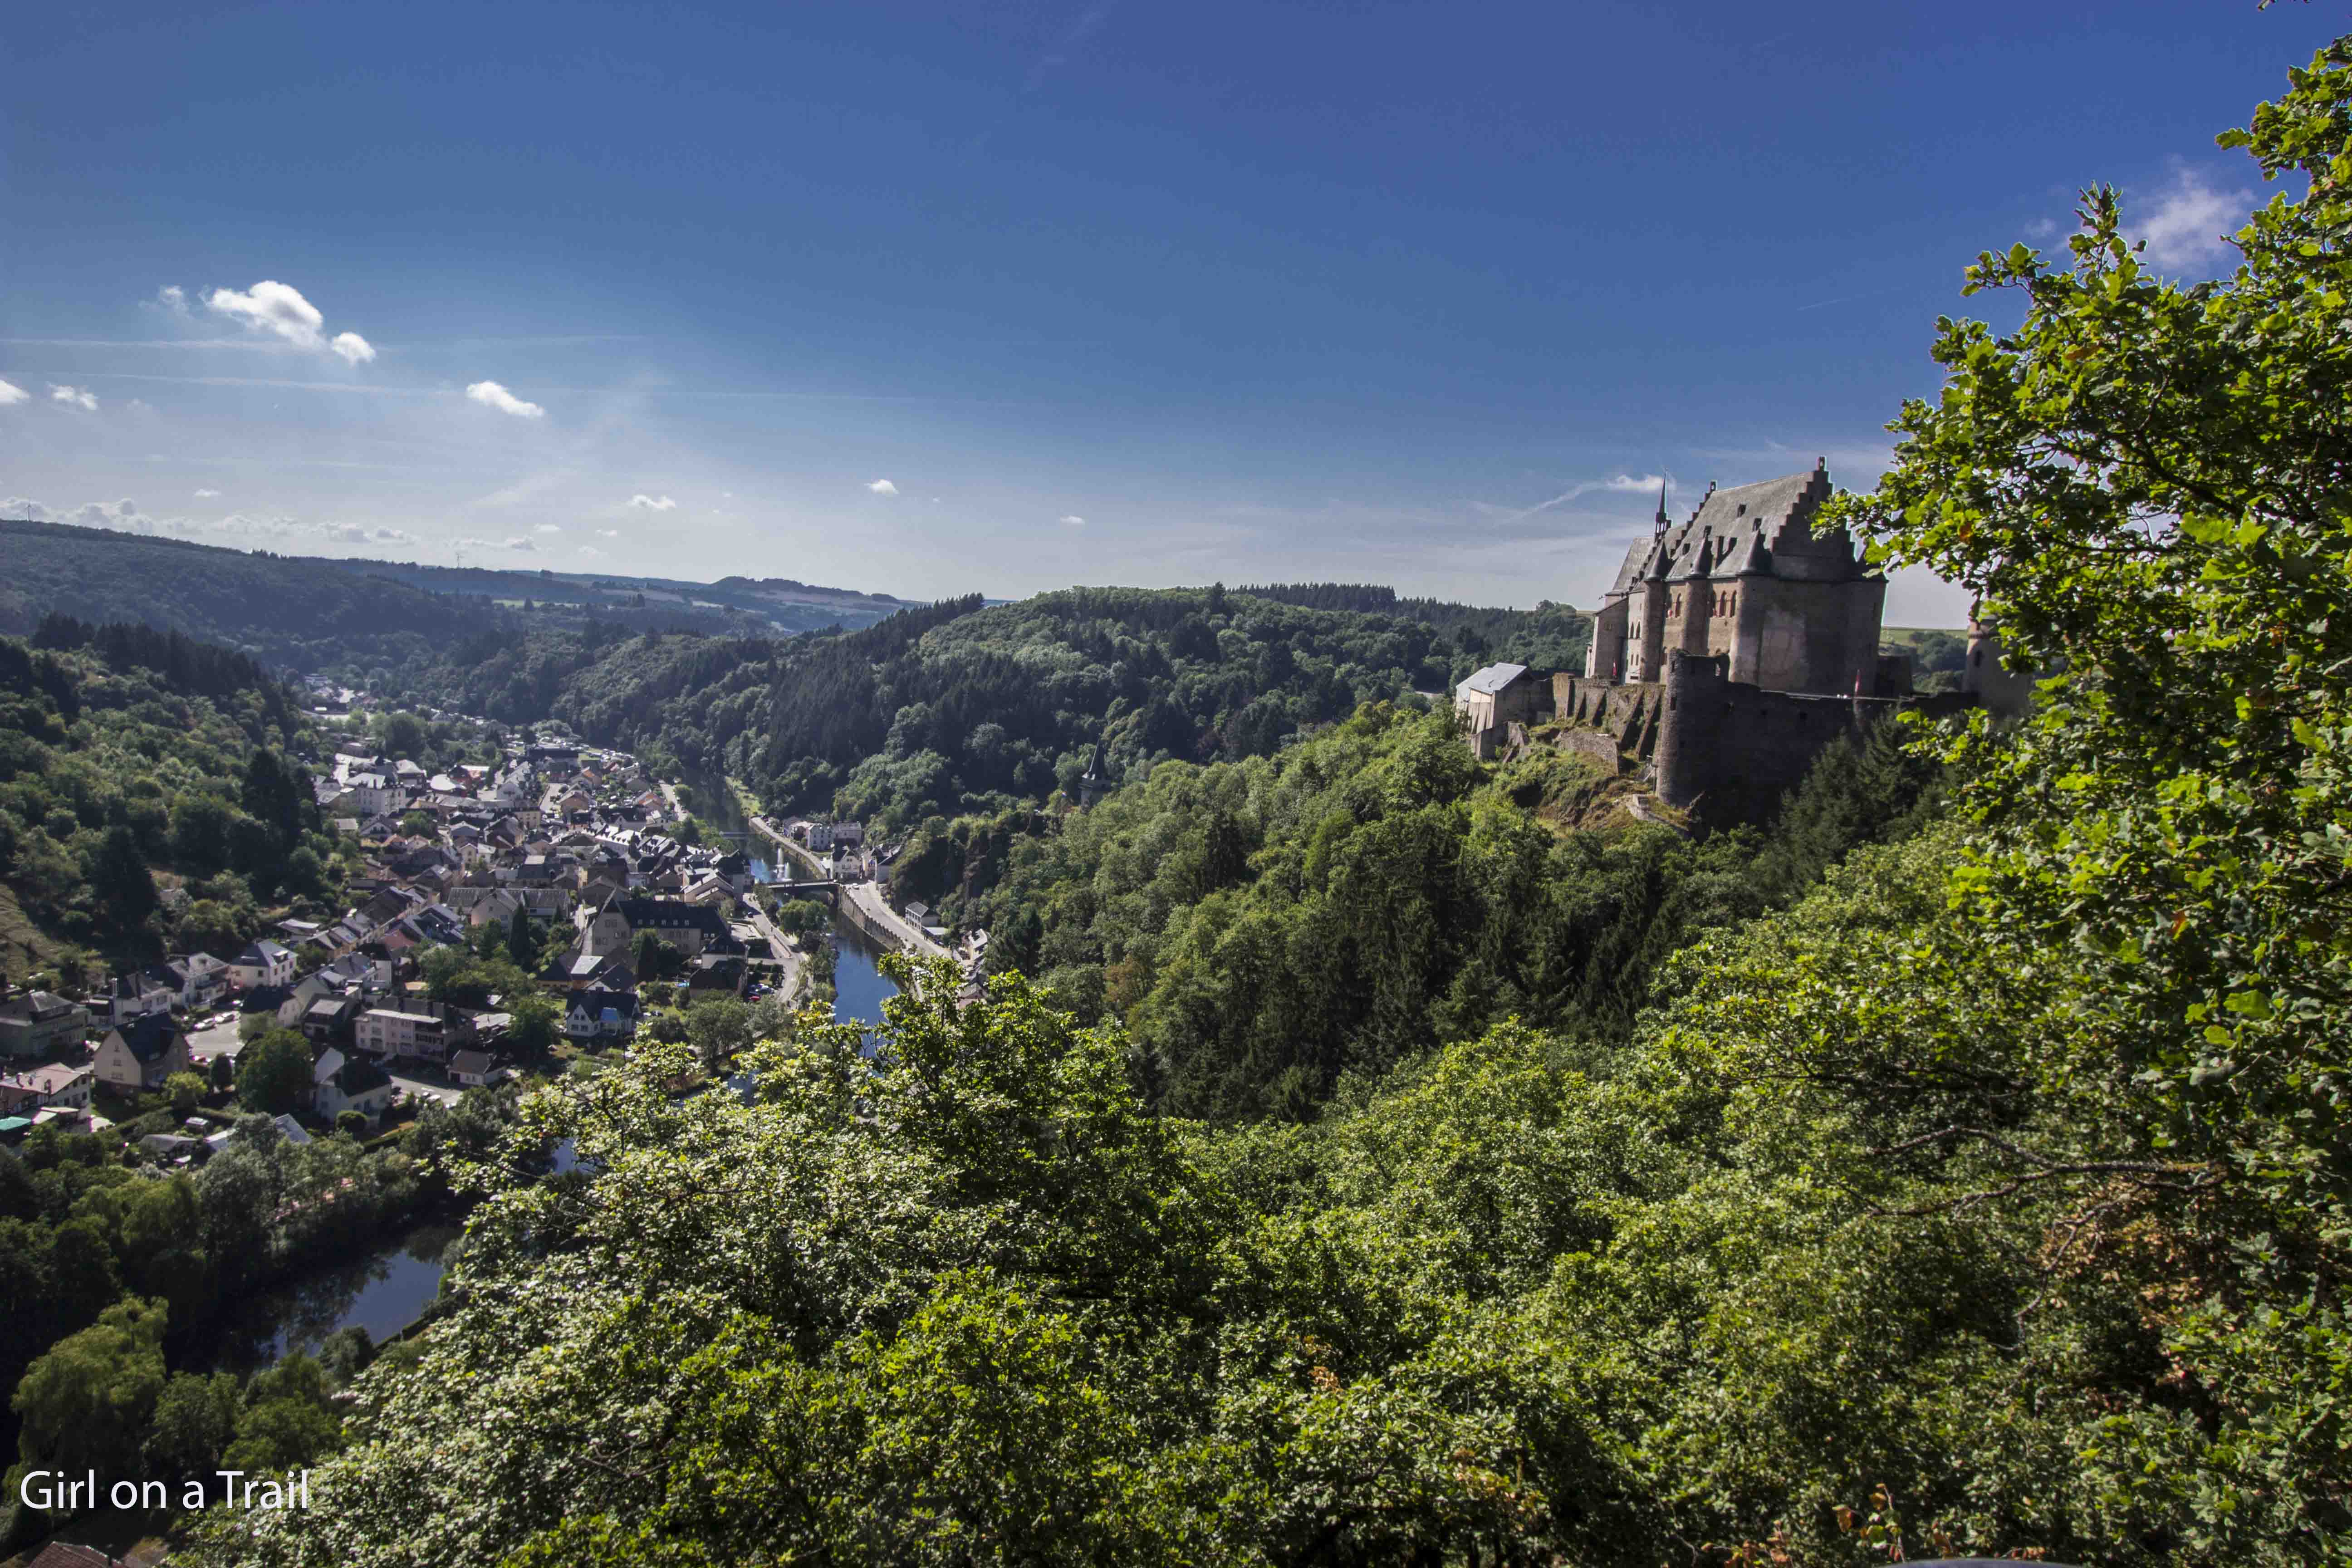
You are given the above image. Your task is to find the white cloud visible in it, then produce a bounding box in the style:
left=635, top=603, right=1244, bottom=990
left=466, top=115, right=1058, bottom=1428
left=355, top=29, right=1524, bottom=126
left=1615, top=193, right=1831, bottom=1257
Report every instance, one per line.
left=628, top=493, right=677, bottom=510
left=1603, top=473, right=1669, bottom=493
left=2024, top=216, right=2060, bottom=240
left=2136, top=163, right=2250, bottom=272
left=3, top=499, right=49, bottom=520
left=155, top=285, right=191, bottom=316
left=333, top=524, right=415, bottom=545
left=866, top=479, right=898, bottom=496
left=596, top=529, right=621, bottom=538
left=194, top=488, right=221, bottom=498
left=54, top=499, right=143, bottom=531
left=329, top=331, right=377, bottom=365
left=0, top=380, right=27, bottom=407
left=535, top=524, right=561, bottom=534
left=206, top=279, right=328, bottom=349
left=505, top=536, right=536, bottom=552
left=466, top=380, right=546, bottom=418
left=49, top=384, right=98, bottom=411
left=1059, top=514, right=1087, bottom=527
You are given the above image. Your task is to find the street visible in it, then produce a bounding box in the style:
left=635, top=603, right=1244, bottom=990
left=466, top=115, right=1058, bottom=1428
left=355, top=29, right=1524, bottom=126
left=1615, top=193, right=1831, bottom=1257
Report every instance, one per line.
left=841, top=879, right=948, bottom=959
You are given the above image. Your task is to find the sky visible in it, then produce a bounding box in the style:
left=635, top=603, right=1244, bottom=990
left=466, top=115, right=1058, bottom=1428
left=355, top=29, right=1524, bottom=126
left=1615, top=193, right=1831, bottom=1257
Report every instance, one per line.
left=2, top=1, right=2333, bottom=624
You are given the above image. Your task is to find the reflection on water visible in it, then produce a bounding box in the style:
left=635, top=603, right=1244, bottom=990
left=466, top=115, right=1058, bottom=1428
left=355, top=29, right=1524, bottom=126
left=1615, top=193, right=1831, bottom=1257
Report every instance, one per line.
left=681, top=769, right=771, bottom=881
left=833, top=917, right=897, bottom=1054
left=216, top=1223, right=461, bottom=1371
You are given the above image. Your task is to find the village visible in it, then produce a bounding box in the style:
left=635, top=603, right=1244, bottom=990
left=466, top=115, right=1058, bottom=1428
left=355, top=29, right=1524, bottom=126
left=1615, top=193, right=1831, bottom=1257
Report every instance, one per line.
left=0, top=693, right=978, bottom=1169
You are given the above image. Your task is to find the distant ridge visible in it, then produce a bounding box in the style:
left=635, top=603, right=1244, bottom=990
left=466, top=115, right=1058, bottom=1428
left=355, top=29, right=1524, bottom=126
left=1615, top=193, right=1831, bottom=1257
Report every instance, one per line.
left=0, top=517, right=916, bottom=670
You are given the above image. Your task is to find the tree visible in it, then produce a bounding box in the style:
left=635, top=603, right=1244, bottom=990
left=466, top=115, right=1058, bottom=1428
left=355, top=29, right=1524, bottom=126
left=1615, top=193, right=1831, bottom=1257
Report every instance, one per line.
left=376, top=711, right=429, bottom=761
left=206, top=1052, right=237, bottom=1092
left=164, top=1072, right=206, bottom=1116
left=684, top=995, right=752, bottom=1068
left=12, top=1296, right=168, bottom=1485
left=632, top=931, right=682, bottom=982
left=88, top=824, right=157, bottom=936
left=990, top=905, right=1043, bottom=978
left=336, top=1109, right=368, bottom=1139
left=772, top=899, right=828, bottom=942
left=235, top=1029, right=314, bottom=1117
left=505, top=906, right=535, bottom=969
left=145, top=1369, right=242, bottom=1479
left=223, top=1353, right=340, bottom=1473
left=175, top=897, right=245, bottom=958
left=507, top=995, right=559, bottom=1063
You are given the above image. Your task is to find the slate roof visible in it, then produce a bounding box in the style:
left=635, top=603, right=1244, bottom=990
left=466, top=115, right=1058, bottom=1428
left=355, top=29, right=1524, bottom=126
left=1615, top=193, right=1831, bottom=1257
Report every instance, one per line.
left=1602, top=464, right=1846, bottom=599
left=613, top=897, right=730, bottom=937
left=108, top=1014, right=182, bottom=1063
left=1458, top=662, right=1532, bottom=697
left=0, top=990, right=81, bottom=1023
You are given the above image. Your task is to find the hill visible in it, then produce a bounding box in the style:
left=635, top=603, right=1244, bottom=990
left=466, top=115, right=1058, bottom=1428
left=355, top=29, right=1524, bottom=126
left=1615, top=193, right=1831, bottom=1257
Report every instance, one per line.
left=0, top=520, right=496, bottom=676
left=468, top=584, right=1594, bottom=828
left=0, top=520, right=918, bottom=680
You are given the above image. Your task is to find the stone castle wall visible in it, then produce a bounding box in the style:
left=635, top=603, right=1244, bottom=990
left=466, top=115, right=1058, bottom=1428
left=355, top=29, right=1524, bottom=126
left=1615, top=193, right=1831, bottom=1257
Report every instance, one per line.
left=1551, top=656, right=1969, bottom=821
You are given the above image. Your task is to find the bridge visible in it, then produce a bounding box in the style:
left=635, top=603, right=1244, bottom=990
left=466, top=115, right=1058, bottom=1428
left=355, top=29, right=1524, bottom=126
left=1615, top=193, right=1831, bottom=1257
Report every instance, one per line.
left=759, top=879, right=840, bottom=906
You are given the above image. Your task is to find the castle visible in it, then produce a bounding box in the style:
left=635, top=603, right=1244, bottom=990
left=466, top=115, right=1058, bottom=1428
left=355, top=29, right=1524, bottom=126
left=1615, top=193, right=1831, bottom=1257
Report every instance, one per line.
left=1583, top=460, right=1884, bottom=695
left=1457, top=460, right=2012, bottom=819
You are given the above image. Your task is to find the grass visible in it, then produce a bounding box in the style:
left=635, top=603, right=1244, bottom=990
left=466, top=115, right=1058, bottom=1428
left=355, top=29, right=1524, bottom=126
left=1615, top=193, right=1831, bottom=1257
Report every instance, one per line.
left=0, top=883, right=64, bottom=988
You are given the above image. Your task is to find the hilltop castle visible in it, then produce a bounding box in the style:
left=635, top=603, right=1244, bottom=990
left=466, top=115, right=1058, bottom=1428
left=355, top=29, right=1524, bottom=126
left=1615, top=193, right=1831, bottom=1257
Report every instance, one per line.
left=1457, top=460, right=2002, bottom=819
left=1583, top=460, right=1886, bottom=694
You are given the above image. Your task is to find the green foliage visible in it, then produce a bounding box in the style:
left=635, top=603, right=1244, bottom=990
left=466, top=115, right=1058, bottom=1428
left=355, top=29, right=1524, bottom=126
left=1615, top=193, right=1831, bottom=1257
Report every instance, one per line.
left=506, top=995, right=559, bottom=1063
left=630, top=931, right=682, bottom=982
left=684, top=994, right=752, bottom=1067
left=145, top=1369, right=242, bottom=1479
left=235, top=1030, right=314, bottom=1117
left=0, top=621, right=328, bottom=978
left=963, top=702, right=1931, bottom=1118
left=419, top=945, right=529, bottom=1008
left=1813, top=41, right=2352, bottom=1549
left=165, top=1072, right=207, bottom=1117
left=11, top=1295, right=167, bottom=1483
left=769, top=897, right=828, bottom=941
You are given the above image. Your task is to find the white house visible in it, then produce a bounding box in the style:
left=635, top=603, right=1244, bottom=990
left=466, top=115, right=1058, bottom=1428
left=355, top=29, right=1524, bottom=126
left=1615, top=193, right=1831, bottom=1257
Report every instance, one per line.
left=312, top=1048, right=396, bottom=1126
left=108, top=973, right=176, bottom=1027
left=95, top=1016, right=191, bottom=1092
left=229, top=941, right=297, bottom=990
left=354, top=1007, right=453, bottom=1063
left=350, top=772, right=396, bottom=816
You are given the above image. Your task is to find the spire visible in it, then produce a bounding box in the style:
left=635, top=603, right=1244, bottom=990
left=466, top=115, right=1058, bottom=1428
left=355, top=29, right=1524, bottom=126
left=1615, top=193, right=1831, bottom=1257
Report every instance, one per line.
left=1653, top=476, right=1669, bottom=536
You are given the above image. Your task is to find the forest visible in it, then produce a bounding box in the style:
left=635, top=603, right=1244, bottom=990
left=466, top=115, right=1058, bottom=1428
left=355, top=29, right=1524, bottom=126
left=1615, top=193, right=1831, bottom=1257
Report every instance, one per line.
left=172, top=39, right=2352, bottom=1565
left=0, top=617, right=341, bottom=985
left=402, top=583, right=1596, bottom=840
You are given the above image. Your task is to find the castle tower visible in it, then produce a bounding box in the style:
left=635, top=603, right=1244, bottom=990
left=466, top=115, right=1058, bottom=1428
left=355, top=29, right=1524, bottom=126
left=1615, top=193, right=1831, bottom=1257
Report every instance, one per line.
left=1653, top=650, right=1725, bottom=809
left=1962, top=612, right=2036, bottom=717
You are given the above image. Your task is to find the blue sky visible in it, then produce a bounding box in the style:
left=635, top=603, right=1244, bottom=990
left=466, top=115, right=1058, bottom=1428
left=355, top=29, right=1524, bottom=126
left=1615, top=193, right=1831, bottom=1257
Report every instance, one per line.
left=3, top=1, right=2331, bottom=622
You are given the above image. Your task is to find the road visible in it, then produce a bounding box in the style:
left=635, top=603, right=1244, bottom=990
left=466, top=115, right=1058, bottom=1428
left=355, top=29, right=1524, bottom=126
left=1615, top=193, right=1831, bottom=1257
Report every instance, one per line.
left=184, top=1013, right=247, bottom=1065
left=841, top=879, right=949, bottom=959
left=388, top=1069, right=464, bottom=1107
left=738, top=897, right=809, bottom=1009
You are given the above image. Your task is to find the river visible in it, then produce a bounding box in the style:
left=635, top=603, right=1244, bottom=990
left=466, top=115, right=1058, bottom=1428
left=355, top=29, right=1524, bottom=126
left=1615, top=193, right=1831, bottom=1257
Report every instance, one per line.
left=213, top=1222, right=462, bottom=1371
left=681, top=768, right=897, bottom=1035
left=217, top=779, right=894, bottom=1369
